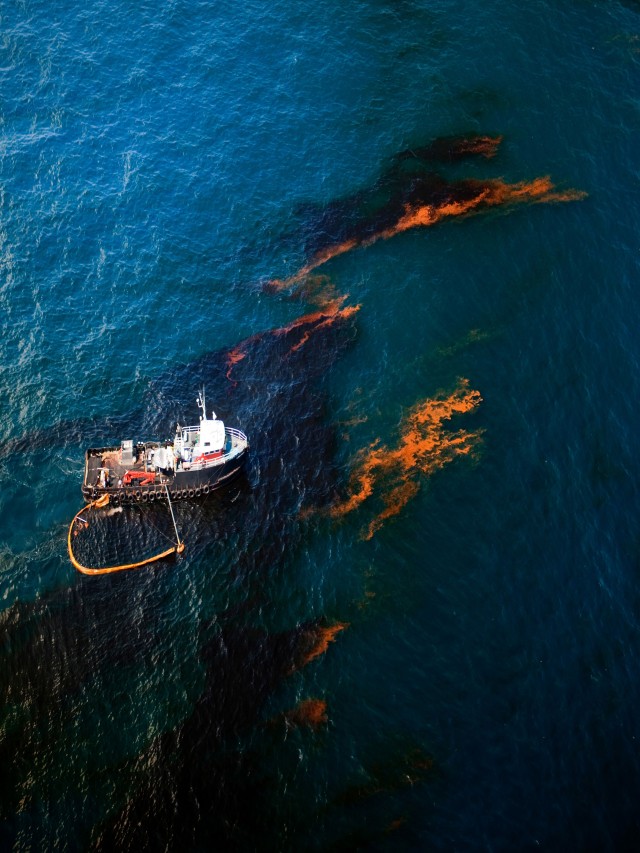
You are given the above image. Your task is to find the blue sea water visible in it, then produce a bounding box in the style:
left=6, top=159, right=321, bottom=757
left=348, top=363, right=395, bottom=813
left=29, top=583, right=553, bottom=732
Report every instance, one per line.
left=2, top=0, right=640, bottom=849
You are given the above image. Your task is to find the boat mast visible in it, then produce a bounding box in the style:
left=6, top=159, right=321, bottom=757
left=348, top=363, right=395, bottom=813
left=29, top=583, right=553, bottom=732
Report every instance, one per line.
left=197, top=387, right=206, bottom=421
left=196, top=386, right=215, bottom=421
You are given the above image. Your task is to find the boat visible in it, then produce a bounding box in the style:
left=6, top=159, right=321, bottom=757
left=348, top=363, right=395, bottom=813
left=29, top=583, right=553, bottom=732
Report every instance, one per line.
left=81, top=389, right=249, bottom=505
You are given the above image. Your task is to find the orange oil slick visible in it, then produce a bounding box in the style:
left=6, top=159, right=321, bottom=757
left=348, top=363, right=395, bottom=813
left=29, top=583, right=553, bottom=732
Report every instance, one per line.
left=455, top=134, right=503, bottom=158
left=225, top=303, right=360, bottom=380
left=382, top=177, right=586, bottom=239
left=330, top=379, right=483, bottom=539
left=364, top=480, right=421, bottom=541
left=285, top=302, right=360, bottom=354
left=300, top=621, right=349, bottom=667
left=267, top=176, right=586, bottom=289
left=267, top=240, right=360, bottom=292
left=224, top=346, right=247, bottom=381
left=283, top=698, right=329, bottom=728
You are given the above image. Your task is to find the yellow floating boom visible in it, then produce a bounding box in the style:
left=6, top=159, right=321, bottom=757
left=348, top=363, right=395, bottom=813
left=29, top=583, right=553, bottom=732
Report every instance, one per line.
left=67, top=491, right=184, bottom=575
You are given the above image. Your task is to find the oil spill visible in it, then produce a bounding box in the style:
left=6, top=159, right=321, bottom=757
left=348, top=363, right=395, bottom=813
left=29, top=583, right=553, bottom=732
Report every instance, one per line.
left=272, top=698, right=329, bottom=729
left=328, top=379, right=483, bottom=539
left=91, top=621, right=329, bottom=851
left=296, top=621, right=349, bottom=668
left=225, top=303, right=360, bottom=382
left=396, top=133, right=503, bottom=163
left=93, top=617, right=350, bottom=846
left=269, top=136, right=585, bottom=290
left=271, top=175, right=586, bottom=290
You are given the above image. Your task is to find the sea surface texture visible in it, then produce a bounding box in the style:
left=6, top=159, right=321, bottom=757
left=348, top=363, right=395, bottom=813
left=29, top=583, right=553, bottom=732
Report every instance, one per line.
left=2, top=0, right=640, bottom=849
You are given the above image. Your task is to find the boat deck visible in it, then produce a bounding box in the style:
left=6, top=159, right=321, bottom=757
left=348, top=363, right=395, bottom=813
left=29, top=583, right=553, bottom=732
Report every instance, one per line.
left=84, top=446, right=171, bottom=489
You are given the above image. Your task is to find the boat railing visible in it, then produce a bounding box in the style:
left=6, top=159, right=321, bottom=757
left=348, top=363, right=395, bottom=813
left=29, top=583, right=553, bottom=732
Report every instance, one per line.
left=226, top=427, right=248, bottom=446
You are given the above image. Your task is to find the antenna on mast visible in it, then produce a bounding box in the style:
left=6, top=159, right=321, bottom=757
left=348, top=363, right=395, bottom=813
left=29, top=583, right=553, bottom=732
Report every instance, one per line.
left=197, top=387, right=205, bottom=420
left=196, top=387, right=215, bottom=421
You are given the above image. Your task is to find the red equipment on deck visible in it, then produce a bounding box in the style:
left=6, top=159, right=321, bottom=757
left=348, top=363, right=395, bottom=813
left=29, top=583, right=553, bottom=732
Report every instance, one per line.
left=122, top=470, right=156, bottom=486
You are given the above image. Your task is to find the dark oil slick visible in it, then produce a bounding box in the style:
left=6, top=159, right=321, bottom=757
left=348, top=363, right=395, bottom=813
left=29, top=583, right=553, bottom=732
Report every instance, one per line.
left=91, top=621, right=340, bottom=851
left=395, top=133, right=503, bottom=163
left=0, top=310, right=357, bottom=849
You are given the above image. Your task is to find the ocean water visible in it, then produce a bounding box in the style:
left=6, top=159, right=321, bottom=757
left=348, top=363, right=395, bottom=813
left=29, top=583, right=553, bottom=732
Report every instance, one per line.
left=2, top=0, right=640, bottom=849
